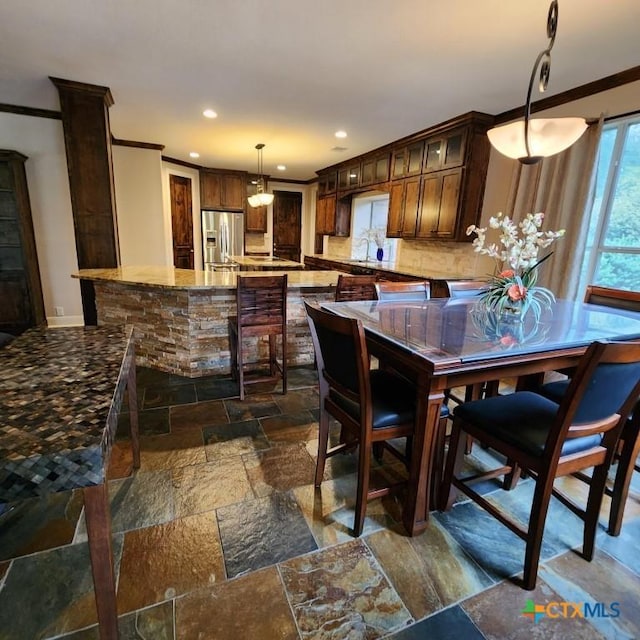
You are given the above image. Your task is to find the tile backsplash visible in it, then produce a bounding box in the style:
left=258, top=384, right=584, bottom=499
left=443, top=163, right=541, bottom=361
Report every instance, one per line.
left=325, top=236, right=493, bottom=277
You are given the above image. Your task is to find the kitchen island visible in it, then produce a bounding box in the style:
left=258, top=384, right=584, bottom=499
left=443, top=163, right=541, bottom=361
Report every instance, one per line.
left=228, top=255, right=304, bottom=270
left=73, top=266, right=342, bottom=377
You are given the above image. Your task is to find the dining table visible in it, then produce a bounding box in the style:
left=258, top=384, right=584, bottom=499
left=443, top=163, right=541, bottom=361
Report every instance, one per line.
left=0, top=325, right=140, bottom=640
left=321, top=296, right=640, bottom=537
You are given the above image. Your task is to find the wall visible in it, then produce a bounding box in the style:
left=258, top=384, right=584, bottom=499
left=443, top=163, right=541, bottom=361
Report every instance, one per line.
left=0, top=112, right=83, bottom=326
left=113, top=146, right=167, bottom=266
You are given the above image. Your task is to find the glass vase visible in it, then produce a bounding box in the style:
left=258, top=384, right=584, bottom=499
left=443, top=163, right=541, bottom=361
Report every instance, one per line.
left=376, top=247, right=384, bottom=261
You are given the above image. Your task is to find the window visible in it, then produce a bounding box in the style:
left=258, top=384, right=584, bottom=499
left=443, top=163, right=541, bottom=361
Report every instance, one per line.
left=350, top=194, right=398, bottom=262
left=578, top=115, right=640, bottom=293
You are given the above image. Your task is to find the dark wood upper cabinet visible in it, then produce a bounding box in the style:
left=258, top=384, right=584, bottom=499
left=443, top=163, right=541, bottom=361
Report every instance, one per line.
left=315, top=193, right=351, bottom=237
left=392, top=141, right=424, bottom=179
left=245, top=178, right=268, bottom=233
left=424, top=129, right=467, bottom=173
left=200, top=170, right=247, bottom=211
left=0, top=150, right=45, bottom=334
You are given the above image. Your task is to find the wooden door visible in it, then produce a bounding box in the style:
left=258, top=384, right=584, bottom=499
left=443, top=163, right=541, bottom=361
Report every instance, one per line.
left=170, top=175, right=194, bottom=269
left=273, top=190, right=302, bottom=262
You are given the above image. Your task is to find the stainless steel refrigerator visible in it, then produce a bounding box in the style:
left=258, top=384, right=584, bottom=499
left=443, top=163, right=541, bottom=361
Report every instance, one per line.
left=201, top=210, right=244, bottom=270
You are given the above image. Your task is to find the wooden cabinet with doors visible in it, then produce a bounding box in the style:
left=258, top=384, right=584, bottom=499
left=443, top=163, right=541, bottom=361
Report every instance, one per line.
left=245, top=178, right=268, bottom=233
left=387, top=176, right=421, bottom=238
left=423, top=129, right=467, bottom=173
left=317, top=170, right=337, bottom=196
left=360, top=152, right=391, bottom=187
left=392, top=141, right=424, bottom=179
left=315, top=194, right=336, bottom=236
left=0, top=150, right=45, bottom=335
left=415, top=169, right=462, bottom=239
left=199, top=170, right=247, bottom=211
left=315, top=194, right=352, bottom=237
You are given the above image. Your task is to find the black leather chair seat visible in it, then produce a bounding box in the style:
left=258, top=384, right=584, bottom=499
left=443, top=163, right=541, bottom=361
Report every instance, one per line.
left=454, top=391, right=601, bottom=458
left=330, top=369, right=449, bottom=429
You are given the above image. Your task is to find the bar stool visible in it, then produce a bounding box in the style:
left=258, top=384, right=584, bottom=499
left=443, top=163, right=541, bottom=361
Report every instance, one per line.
left=228, top=274, right=287, bottom=400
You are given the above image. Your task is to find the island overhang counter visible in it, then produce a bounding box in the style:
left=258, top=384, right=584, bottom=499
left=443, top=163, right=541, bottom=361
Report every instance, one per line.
left=73, top=266, right=343, bottom=377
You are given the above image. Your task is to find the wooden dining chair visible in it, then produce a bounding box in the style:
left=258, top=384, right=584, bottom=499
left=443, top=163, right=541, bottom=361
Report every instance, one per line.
left=228, top=274, right=287, bottom=401
left=440, top=339, right=640, bottom=590
left=335, top=274, right=378, bottom=302
left=538, top=285, right=640, bottom=535
left=305, top=301, right=429, bottom=536
left=374, top=280, right=430, bottom=302
left=441, top=279, right=489, bottom=299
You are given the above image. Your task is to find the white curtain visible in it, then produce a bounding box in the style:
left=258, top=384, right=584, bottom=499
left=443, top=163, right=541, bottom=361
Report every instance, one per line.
left=504, top=117, right=604, bottom=299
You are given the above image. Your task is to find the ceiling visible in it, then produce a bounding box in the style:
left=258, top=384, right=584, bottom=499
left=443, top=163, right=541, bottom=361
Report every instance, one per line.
left=1, top=0, right=639, bottom=180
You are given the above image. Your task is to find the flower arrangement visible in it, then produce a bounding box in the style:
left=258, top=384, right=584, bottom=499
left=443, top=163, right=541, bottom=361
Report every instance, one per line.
left=359, top=226, right=386, bottom=249
left=470, top=303, right=550, bottom=350
left=466, top=212, right=565, bottom=321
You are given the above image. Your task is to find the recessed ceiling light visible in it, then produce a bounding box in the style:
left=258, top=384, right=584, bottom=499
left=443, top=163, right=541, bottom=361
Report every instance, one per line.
left=276, top=165, right=286, bottom=171
left=189, top=152, right=200, bottom=158
left=335, top=130, right=347, bottom=138
left=203, top=109, right=218, bottom=119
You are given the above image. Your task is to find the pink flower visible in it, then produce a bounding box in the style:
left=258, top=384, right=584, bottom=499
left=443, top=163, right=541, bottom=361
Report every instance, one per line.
left=499, top=269, right=515, bottom=279
left=500, top=335, right=518, bottom=347
left=507, top=283, right=527, bottom=301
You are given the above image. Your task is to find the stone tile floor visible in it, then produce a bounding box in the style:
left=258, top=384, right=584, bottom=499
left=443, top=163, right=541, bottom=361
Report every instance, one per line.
left=1, top=365, right=639, bottom=639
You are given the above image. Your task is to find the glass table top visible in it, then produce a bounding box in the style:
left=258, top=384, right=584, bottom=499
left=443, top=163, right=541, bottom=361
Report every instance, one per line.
left=322, top=298, right=640, bottom=365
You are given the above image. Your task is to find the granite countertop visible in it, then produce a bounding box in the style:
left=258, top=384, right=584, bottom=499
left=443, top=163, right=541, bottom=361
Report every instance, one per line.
left=73, top=266, right=342, bottom=290
left=0, top=325, right=133, bottom=501
left=228, top=256, right=304, bottom=269
left=306, top=254, right=473, bottom=281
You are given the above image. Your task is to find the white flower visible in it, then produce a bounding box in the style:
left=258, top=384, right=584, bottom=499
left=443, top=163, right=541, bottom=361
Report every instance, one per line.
left=466, top=212, right=565, bottom=273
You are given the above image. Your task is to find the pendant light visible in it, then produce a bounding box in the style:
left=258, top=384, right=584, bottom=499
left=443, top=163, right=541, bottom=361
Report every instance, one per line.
left=487, top=1, right=587, bottom=164
left=247, top=143, right=274, bottom=207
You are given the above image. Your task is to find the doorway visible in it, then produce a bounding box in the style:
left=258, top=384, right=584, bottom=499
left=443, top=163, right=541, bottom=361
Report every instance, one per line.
left=170, top=174, right=194, bottom=269
left=273, top=190, right=302, bottom=262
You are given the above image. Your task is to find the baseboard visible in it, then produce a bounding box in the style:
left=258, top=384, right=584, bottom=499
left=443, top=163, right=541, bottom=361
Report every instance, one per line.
left=46, top=315, right=85, bottom=327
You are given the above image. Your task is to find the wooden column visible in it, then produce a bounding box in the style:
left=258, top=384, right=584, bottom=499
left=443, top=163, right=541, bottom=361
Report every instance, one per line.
left=50, top=77, right=120, bottom=325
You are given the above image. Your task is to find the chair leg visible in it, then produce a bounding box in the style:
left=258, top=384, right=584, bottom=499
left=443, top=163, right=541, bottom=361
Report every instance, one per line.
left=354, top=438, right=372, bottom=537
left=608, top=421, right=640, bottom=536
left=439, top=420, right=467, bottom=511
left=228, top=321, right=238, bottom=382
left=583, top=463, right=611, bottom=559
left=281, top=330, right=287, bottom=395
left=315, top=408, right=330, bottom=487
left=237, top=330, right=245, bottom=401
left=523, top=475, right=555, bottom=590
left=268, top=334, right=277, bottom=377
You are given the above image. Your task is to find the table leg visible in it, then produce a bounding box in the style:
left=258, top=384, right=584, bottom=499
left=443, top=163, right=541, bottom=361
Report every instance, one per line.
left=126, top=360, right=140, bottom=470
left=83, top=482, right=119, bottom=640
left=403, top=373, right=444, bottom=536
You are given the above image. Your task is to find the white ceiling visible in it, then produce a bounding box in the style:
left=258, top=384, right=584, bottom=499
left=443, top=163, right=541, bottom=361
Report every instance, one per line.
left=1, top=0, right=639, bottom=180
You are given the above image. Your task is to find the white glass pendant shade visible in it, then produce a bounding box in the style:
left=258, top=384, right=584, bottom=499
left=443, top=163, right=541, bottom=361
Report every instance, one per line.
left=488, top=117, right=587, bottom=162
left=248, top=192, right=274, bottom=207
left=247, top=143, right=274, bottom=208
